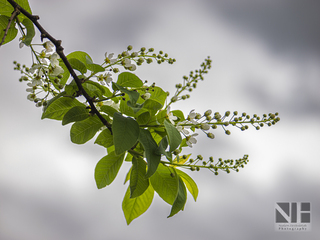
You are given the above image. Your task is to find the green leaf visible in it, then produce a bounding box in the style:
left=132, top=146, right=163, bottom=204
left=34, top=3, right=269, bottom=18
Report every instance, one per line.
left=125, top=153, right=133, bottom=162
left=124, top=166, right=132, bottom=184
left=143, top=99, right=163, bottom=111
left=119, top=97, right=135, bottom=117
left=0, top=0, right=32, bottom=20
left=148, top=86, right=167, bottom=106
left=138, top=129, right=161, bottom=178
left=158, top=136, right=172, bottom=162
left=107, top=145, right=115, bottom=154
left=42, top=91, right=65, bottom=113
left=156, top=109, right=167, bottom=124
left=137, top=111, right=151, bottom=125
left=100, top=85, right=113, bottom=98
left=172, top=153, right=191, bottom=165
left=0, top=15, right=18, bottom=45
left=130, top=157, right=149, bottom=198
left=158, top=136, right=168, bottom=154
left=94, top=128, right=114, bottom=148
left=62, top=105, right=90, bottom=125
left=163, top=120, right=182, bottom=152
left=175, top=169, right=198, bottom=201
left=150, top=164, right=179, bottom=205
left=113, top=82, right=140, bottom=106
left=168, top=176, right=187, bottom=218
left=95, top=151, right=125, bottom=189
left=64, top=80, right=79, bottom=96
left=122, top=184, right=154, bottom=225
left=171, top=110, right=185, bottom=121
left=67, top=51, right=91, bottom=66
left=58, top=61, right=70, bottom=86
left=70, top=115, right=104, bottom=144
left=117, top=72, right=143, bottom=87
left=68, top=58, right=87, bottom=74
left=127, top=101, right=144, bottom=114
left=21, top=18, right=35, bottom=46
left=85, top=55, right=105, bottom=73
left=100, top=105, right=118, bottom=117
left=82, top=81, right=104, bottom=98
left=41, top=97, right=84, bottom=120
left=113, top=112, right=140, bottom=155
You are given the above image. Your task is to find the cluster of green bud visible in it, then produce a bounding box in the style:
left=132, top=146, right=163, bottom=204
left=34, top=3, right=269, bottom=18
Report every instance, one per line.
left=203, top=110, right=280, bottom=135
left=104, top=45, right=176, bottom=73
left=169, top=57, right=212, bottom=104
left=169, top=154, right=249, bottom=175
left=140, top=47, right=176, bottom=64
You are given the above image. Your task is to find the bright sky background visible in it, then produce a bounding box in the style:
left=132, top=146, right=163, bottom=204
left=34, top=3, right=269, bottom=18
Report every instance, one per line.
left=1, top=0, right=319, bottom=239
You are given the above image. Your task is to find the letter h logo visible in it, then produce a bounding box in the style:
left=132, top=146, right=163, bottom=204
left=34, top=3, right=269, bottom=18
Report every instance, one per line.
left=275, top=202, right=311, bottom=223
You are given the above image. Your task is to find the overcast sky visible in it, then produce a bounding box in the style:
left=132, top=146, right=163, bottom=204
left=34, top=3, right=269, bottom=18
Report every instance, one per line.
left=1, top=0, right=319, bottom=239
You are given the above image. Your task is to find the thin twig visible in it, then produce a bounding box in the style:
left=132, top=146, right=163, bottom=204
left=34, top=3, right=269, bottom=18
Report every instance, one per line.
left=0, top=7, right=20, bottom=47
left=5, top=0, right=113, bottom=133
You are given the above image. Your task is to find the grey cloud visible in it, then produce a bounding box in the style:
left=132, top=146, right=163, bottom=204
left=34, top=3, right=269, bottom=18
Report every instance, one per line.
left=203, top=0, right=320, bottom=57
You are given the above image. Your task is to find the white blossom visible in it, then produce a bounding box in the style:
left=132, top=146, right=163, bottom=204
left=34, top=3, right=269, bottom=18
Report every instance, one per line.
left=49, top=52, right=64, bottom=76
left=31, top=76, right=43, bottom=86
left=186, top=133, right=198, bottom=147
left=144, top=92, right=151, bottom=100
left=104, top=73, right=112, bottom=85
left=123, top=58, right=136, bottom=71
left=176, top=123, right=189, bottom=135
left=19, top=37, right=25, bottom=48
left=43, top=41, right=54, bottom=52
left=187, top=109, right=198, bottom=124
left=50, top=65, right=64, bottom=76
left=105, top=52, right=117, bottom=64
left=27, top=94, right=35, bottom=101
left=49, top=52, right=60, bottom=67
left=166, top=106, right=177, bottom=124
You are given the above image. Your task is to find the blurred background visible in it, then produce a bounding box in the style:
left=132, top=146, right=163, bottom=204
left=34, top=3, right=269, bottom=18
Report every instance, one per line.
left=1, top=0, right=319, bottom=239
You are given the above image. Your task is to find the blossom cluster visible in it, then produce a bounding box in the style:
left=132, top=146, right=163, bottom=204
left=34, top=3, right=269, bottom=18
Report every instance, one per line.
left=14, top=41, right=64, bottom=107
left=14, top=44, right=176, bottom=108
left=97, top=45, right=176, bottom=86
left=167, top=107, right=280, bottom=150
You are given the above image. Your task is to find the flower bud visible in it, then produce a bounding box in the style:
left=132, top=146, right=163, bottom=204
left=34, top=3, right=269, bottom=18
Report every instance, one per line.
left=195, top=113, right=201, bottom=119
left=171, top=96, right=178, bottom=102
left=211, top=124, right=217, bottom=129
left=207, top=132, right=215, bottom=139
left=173, top=149, right=180, bottom=155
left=204, top=109, right=212, bottom=116
left=201, top=123, right=210, bottom=130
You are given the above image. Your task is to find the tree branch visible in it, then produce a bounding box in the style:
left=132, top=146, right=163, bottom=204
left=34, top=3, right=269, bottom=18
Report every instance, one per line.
left=0, top=7, right=20, bottom=46
left=6, top=0, right=112, bottom=133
